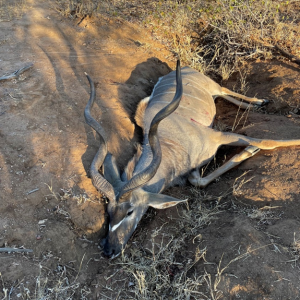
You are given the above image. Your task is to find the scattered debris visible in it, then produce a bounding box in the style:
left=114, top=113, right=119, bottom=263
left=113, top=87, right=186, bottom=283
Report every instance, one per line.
left=0, top=247, right=33, bottom=253
left=0, top=63, right=34, bottom=81
left=26, top=188, right=39, bottom=195
left=38, top=219, right=48, bottom=225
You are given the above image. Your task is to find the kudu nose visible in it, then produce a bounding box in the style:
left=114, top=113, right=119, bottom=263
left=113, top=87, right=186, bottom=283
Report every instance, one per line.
left=99, top=237, right=107, bottom=248
left=103, top=246, right=115, bottom=258
left=101, top=238, right=116, bottom=258
left=104, top=250, right=114, bottom=258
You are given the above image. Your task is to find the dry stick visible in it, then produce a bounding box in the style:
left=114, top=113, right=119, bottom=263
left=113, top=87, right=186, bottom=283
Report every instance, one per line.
left=274, top=44, right=300, bottom=66
left=0, top=247, right=33, bottom=253
left=254, top=39, right=300, bottom=66
left=0, top=63, right=34, bottom=81
left=26, top=188, right=39, bottom=195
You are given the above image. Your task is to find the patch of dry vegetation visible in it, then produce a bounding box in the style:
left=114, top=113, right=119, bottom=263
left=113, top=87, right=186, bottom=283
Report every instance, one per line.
left=0, top=186, right=94, bottom=300
left=0, top=0, right=29, bottom=21
left=106, top=192, right=224, bottom=299
left=54, top=0, right=102, bottom=19
left=0, top=263, right=91, bottom=300
left=56, top=0, right=300, bottom=79
left=103, top=190, right=283, bottom=299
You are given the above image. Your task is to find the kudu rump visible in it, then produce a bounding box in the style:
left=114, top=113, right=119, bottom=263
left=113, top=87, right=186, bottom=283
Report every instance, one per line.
left=85, top=61, right=300, bottom=258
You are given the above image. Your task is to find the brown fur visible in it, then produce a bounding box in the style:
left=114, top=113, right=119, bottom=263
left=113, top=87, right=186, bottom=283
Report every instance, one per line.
left=135, top=97, right=150, bottom=130
left=124, top=144, right=143, bottom=180
left=124, top=97, right=149, bottom=180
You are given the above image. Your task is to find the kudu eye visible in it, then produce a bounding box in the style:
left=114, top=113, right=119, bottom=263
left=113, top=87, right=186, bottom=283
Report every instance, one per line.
left=127, top=209, right=134, bottom=217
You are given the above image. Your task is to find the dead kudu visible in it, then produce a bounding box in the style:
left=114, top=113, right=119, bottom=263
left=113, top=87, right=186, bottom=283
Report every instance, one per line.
left=84, top=61, right=300, bottom=258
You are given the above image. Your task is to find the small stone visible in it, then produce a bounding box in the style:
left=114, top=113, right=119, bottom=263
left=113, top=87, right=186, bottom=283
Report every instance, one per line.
left=38, top=219, right=47, bottom=225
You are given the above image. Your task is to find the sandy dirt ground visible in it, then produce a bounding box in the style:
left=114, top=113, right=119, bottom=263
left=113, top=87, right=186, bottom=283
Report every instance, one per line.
left=1, top=1, right=300, bottom=299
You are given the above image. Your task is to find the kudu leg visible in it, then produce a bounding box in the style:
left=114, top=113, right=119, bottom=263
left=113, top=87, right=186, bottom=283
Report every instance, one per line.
left=219, top=87, right=269, bottom=109
left=189, top=146, right=260, bottom=188
left=189, top=130, right=300, bottom=188
left=215, top=131, right=300, bottom=149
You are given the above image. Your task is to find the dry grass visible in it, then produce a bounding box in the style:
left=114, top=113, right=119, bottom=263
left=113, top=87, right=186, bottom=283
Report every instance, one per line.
left=289, top=233, right=300, bottom=265
left=101, top=189, right=281, bottom=299
left=194, top=0, right=300, bottom=76
left=107, top=195, right=223, bottom=299
left=113, top=238, right=208, bottom=299
left=55, top=0, right=300, bottom=79
left=247, top=206, right=283, bottom=226
left=0, top=185, right=94, bottom=300
left=0, top=262, right=91, bottom=300
left=54, top=0, right=102, bottom=19
left=99, top=189, right=242, bottom=299
left=0, top=0, right=29, bottom=21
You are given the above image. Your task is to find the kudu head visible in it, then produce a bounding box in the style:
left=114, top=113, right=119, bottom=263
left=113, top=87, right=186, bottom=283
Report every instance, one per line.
left=84, top=61, right=186, bottom=258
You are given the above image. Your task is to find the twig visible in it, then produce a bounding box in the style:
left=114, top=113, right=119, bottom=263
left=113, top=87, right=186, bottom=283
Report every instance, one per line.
left=208, top=23, right=227, bottom=33
left=274, top=44, right=300, bottom=66
left=73, top=253, right=85, bottom=283
left=0, top=63, right=34, bottom=81
left=26, top=188, right=39, bottom=195
left=77, top=15, right=86, bottom=26
left=0, top=247, right=33, bottom=253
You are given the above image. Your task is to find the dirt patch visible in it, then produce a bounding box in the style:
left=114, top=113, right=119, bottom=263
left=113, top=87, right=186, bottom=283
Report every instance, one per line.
left=1, top=1, right=300, bottom=299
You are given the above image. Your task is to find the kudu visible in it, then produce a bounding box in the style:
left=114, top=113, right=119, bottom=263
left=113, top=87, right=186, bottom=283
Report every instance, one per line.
left=84, top=61, right=300, bottom=258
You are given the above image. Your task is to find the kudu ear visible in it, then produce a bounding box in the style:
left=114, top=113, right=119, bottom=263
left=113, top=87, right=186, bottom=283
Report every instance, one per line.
left=103, top=153, right=123, bottom=188
left=145, top=192, right=188, bottom=209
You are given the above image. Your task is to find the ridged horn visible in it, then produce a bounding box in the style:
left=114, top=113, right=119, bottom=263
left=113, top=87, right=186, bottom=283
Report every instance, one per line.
left=84, top=73, right=116, bottom=203
left=118, top=60, right=183, bottom=200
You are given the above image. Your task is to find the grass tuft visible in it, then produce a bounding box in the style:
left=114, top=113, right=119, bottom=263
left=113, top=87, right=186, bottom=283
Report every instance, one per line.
left=55, top=0, right=102, bottom=19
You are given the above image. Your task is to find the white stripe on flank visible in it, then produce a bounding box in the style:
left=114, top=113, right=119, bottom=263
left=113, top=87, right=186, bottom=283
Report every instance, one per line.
left=151, top=92, right=209, bottom=105
left=152, top=79, right=208, bottom=95
left=111, top=219, right=124, bottom=232
left=154, top=100, right=207, bottom=114
left=154, top=73, right=211, bottom=93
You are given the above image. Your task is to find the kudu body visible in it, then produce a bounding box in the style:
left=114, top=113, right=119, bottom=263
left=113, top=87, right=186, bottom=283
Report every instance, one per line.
left=85, top=61, right=300, bottom=258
